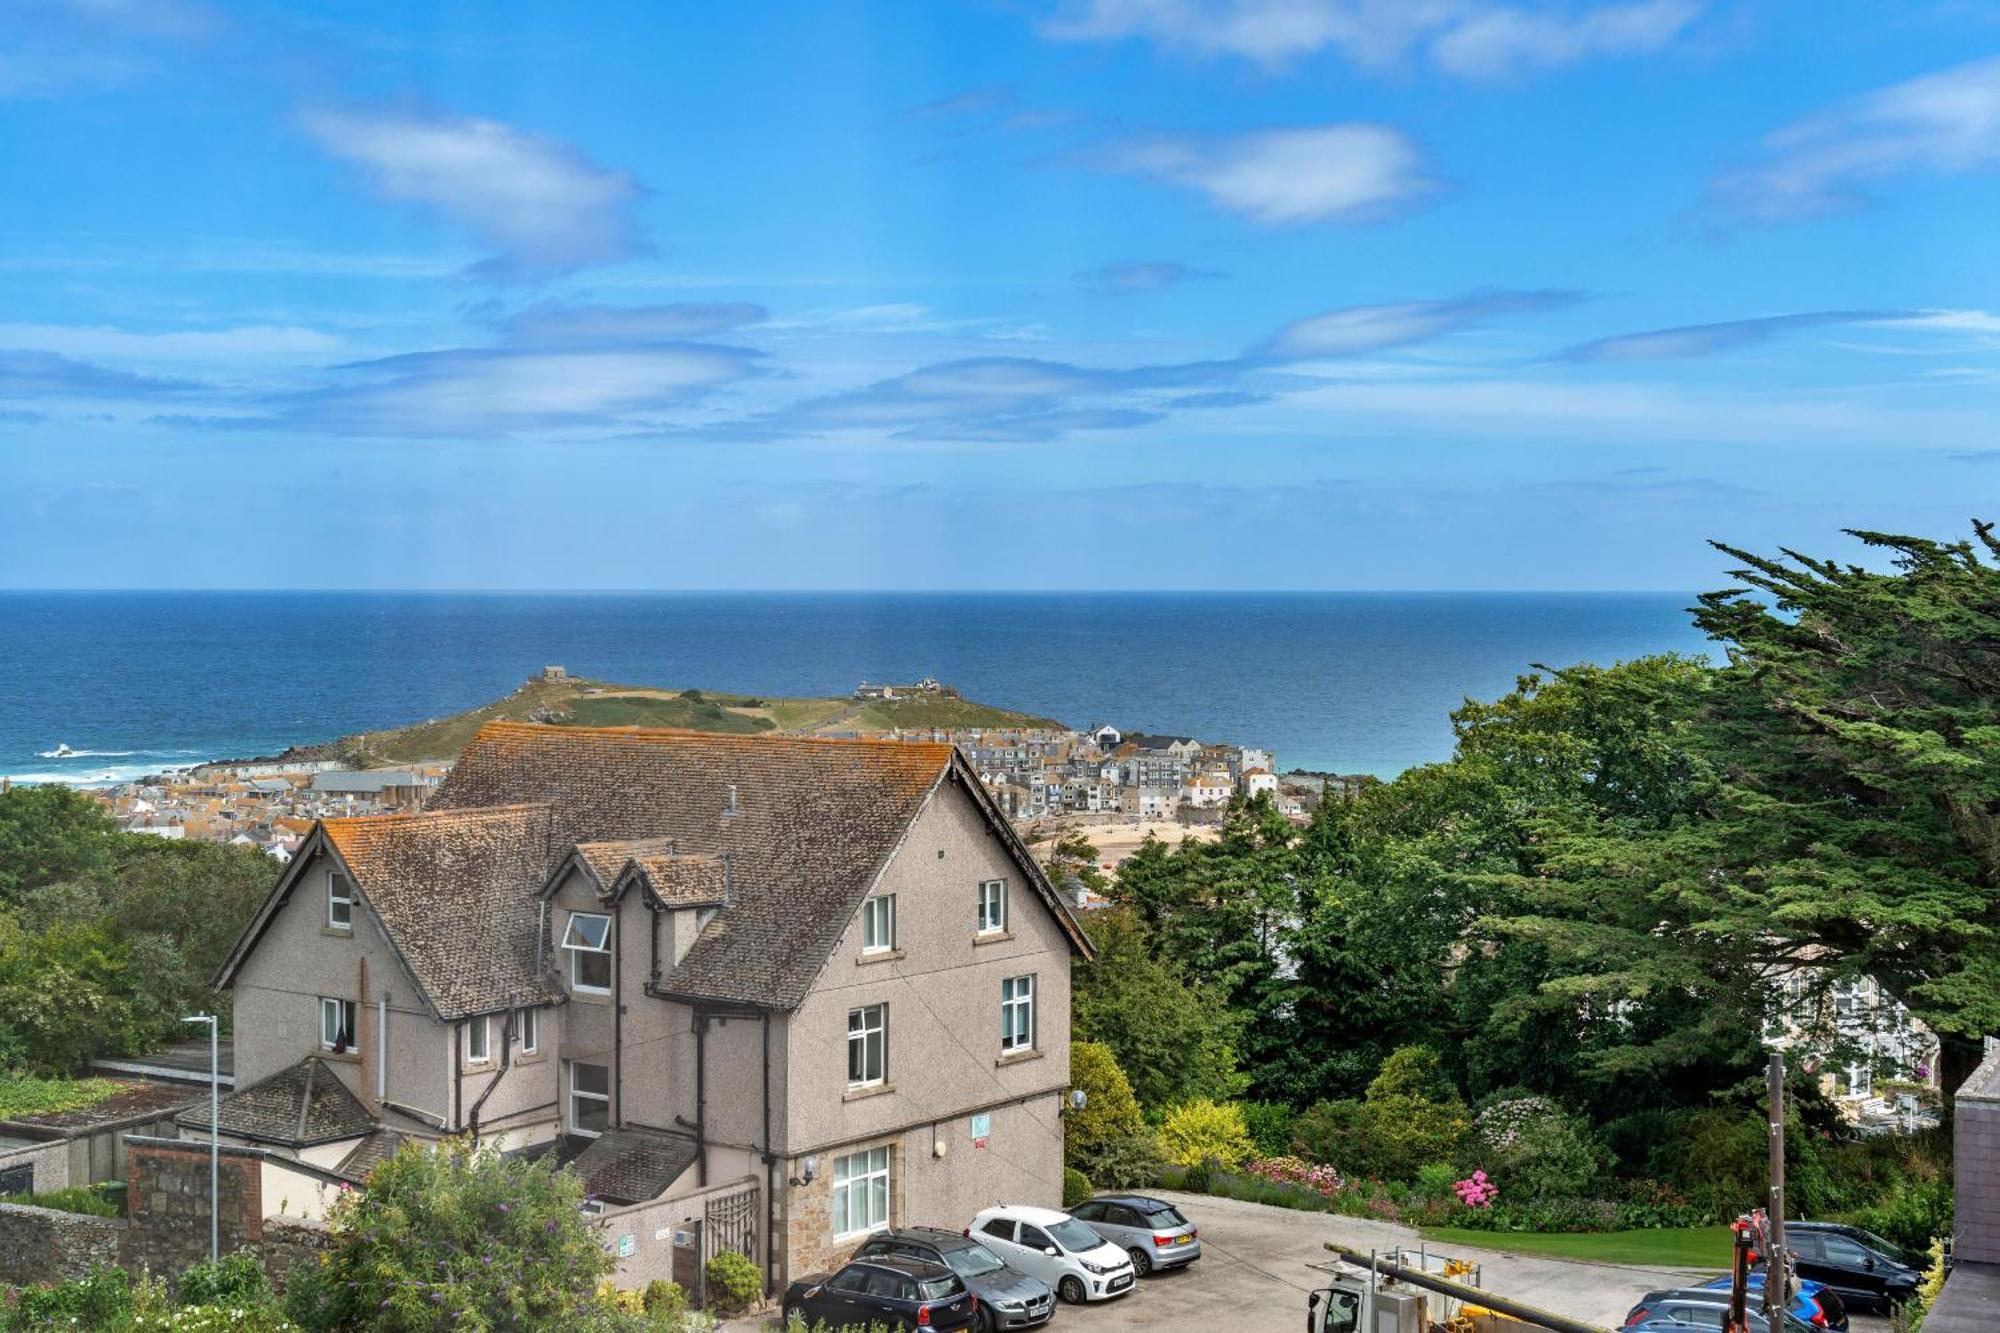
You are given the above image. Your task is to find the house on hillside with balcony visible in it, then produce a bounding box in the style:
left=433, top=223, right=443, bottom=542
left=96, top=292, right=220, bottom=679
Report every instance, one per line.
left=202, top=722, right=1092, bottom=1293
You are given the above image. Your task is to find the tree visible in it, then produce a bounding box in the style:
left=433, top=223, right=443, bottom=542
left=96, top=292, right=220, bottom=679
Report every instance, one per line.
left=285, top=1139, right=613, bottom=1331
left=1043, top=830, right=1108, bottom=902
left=1071, top=907, right=1245, bottom=1110
left=0, top=785, right=116, bottom=898
left=1064, top=1041, right=1157, bottom=1185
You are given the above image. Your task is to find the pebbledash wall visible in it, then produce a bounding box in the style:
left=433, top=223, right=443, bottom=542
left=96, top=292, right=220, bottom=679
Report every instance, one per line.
left=0, top=1136, right=330, bottom=1290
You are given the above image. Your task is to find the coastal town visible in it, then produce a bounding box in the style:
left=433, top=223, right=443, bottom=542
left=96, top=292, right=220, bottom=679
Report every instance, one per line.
left=43, top=676, right=1350, bottom=880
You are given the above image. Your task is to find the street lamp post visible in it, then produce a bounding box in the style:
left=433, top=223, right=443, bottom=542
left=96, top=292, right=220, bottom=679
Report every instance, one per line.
left=182, top=1014, right=219, bottom=1264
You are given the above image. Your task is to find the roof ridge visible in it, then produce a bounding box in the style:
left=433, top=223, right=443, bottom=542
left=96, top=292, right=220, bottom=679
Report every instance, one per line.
left=323, top=802, right=550, bottom=831
left=471, top=719, right=954, bottom=755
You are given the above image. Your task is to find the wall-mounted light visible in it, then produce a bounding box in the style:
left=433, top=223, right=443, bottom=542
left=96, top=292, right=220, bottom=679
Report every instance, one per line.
left=1068, top=1089, right=1087, bottom=1113
left=789, top=1154, right=818, bottom=1187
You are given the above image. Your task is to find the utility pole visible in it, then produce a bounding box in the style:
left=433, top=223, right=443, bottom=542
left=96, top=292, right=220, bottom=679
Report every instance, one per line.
left=1765, top=1052, right=1787, bottom=1333
left=183, top=1013, right=220, bottom=1264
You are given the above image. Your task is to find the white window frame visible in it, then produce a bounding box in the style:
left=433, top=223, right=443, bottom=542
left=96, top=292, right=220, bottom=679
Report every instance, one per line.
left=562, top=911, right=612, bottom=995
left=977, top=879, right=1007, bottom=935
left=465, top=1014, right=491, bottom=1065
left=860, top=894, right=896, bottom=954
left=830, top=1145, right=891, bottom=1238
left=847, top=1003, right=887, bottom=1088
left=326, top=870, right=353, bottom=930
left=569, top=1061, right=610, bottom=1138
left=516, top=1007, right=539, bottom=1055
left=319, top=996, right=356, bottom=1052
left=1001, top=975, right=1035, bottom=1053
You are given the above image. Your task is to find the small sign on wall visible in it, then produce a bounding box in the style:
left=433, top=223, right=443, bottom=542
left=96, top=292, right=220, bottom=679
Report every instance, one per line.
left=970, top=1112, right=992, bottom=1149
left=617, top=1234, right=636, bottom=1258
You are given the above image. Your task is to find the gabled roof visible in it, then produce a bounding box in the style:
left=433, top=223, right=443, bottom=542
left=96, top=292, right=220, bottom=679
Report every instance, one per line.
left=430, top=722, right=1089, bottom=1009
left=335, top=1129, right=406, bottom=1183
left=570, top=1127, right=700, bottom=1205
left=215, top=804, right=564, bottom=1021
left=176, top=1057, right=376, bottom=1148
left=610, top=852, right=728, bottom=908
left=564, top=837, right=683, bottom=897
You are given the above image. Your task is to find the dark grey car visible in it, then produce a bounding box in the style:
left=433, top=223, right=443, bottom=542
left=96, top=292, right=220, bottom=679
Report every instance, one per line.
left=1069, top=1194, right=1201, bottom=1276
left=853, top=1226, right=1056, bottom=1331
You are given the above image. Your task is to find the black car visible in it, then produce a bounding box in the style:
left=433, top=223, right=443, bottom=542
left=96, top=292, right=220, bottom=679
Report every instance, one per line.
left=1752, top=1223, right=1924, bottom=1312
left=852, top=1227, right=1056, bottom=1331
left=782, top=1256, right=979, bottom=1332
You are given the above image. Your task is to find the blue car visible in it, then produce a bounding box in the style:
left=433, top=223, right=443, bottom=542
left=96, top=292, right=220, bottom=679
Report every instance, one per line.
left=1695, top=1275, right=1847, bottom=1332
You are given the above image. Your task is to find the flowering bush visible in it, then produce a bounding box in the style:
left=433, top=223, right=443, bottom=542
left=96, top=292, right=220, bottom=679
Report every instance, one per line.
left=1248, top=1156, right=1345, bottom=1200
left=1454, top=1170, right=1499, bottom=1208
left=1157, top=1099, right=1255, bottom=1170
left=1470, top=1097, right=1598, bottom=1199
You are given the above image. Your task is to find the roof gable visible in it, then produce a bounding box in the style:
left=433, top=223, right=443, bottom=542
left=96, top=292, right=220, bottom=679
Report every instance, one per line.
left=177, top=1056, right=376, bottom=1148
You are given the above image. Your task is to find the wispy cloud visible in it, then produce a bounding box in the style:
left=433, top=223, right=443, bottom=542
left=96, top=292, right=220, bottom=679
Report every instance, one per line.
left=1264, top=290, right=1581, bottom=358
left=1076, top=260, right=1224, bottom=293
left=1091, top=123, right=1439, bottom=224
left=494, top=302, right=768, bottom=345
left=0, top=0, right=220, bottom=99
left=1039, top=0, right=1701, bottom=81
left=0, top=350, right=199, bottom=398
left=301, top=104, right=651, bottom=281
left=908, top=83, right=1073, bottom=135
left=1561, top=310, right=1914, bottom=361
left=0, top=322, right=343, bottom=364
left=1713, top=55, right=2000, bottom=221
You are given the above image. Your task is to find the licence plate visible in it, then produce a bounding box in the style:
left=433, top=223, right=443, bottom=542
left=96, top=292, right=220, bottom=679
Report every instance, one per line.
left=1171, top=1235, right=1192, bottom=1245
left=1110, top=1275, right=1133, bottom=1292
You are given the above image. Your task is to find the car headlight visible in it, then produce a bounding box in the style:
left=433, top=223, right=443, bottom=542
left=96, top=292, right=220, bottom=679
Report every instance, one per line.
left=1081, top=1258, right=1118, bottom=1275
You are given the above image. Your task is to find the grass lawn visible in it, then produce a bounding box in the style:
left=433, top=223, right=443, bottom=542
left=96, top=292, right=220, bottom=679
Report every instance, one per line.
left=0, top=1075, right=123, bottom=1121
left=1420, top=1225, right=1735, bottom=1270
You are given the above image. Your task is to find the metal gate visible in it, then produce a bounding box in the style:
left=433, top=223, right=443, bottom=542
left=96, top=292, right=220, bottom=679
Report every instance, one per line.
left=702, top=1181, right=760, bottom=1268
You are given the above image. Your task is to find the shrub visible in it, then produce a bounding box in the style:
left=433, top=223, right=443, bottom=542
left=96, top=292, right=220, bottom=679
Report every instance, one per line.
left=0, top=1183, right=119, bottom=1217
left=284, top=1138, right=613, bottom=1331
left=133, top=1308, right=299, bottom=1331
left=1157, top=1099, right=1255, bottom=1170
left=1454, top=1171, right=1498, bottom=1208
left=3, top=1265, right=137, bottom=1331
left=1247, top=1156, right=1344, bottom=1201
left=705, top=1249, right=761, bottom=1313
left=1293, top=1095, right=1468, bottom=1183
left=1062, top=1166, right=1093, bottom=1208
left=1856, top=1174, right=1955, bottom=1255
left=1414, top=1162, right=1460, bottom=1199
left=641, top=1279, right=687, bottom=1321
left=1240, top=1101, right=1296, bottom=1157
left=1470, top=1097, right=1599, bottom=1200
left=1065, top=1042, right=1156, bottom=1185
left=177, top=1250, right=273, bottom=1309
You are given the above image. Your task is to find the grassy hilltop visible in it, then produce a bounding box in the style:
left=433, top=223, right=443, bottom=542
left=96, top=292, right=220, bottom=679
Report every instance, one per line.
left=280, top=676, right=1065, bottom=768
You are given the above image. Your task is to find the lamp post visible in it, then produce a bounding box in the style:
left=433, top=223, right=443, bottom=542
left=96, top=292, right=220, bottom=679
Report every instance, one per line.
left=183, top=1014, right=219, bottom=1263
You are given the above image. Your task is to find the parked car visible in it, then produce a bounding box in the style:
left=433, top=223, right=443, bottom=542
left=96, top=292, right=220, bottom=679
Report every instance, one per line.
left=1696, top=1272, right=1848, bottom=1330
left=1622, top=1292, right=1818, bottom=1333
left=1751, top=1223, right=1923, bottom=1312
left=968, top=1203, right=1137, bottom=1304
left=1068, top=1193, right=1202, bottom=1276
left=782, top=1255, right=979, bottom=1332
left=852, top=1226, right=1056, bottom=1331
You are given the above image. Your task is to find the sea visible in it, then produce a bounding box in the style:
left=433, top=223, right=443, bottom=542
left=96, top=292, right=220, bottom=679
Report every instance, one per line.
left=0, top=591, right=1716, bottom=786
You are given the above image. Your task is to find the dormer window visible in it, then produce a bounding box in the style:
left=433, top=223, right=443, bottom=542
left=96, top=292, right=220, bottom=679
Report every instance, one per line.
left=326, top=870, right=353, bottom=931
left=562, top=912, right=612, bottom=994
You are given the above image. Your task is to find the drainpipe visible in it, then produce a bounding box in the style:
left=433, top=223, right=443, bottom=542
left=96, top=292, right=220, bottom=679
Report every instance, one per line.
left=466, top=1010, right=514, bottom=1139
left=376, top=995, right=387, bottom=1101
left=613, top=938, right=624, bottom=1129
left=452, top=1020, right=464, bottom=1131
left=693, top=1009, right=708, bottom=1186
left=761, top=1009, right=774, bottom=1298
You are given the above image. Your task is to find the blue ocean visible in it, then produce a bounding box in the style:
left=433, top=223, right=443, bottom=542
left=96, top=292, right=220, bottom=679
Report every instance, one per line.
left=0, top=592, right=1715, bottom=784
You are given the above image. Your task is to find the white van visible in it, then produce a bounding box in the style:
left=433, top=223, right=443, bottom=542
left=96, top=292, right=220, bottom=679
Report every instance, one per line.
left=967, top=1204, right=1136, bottom=1304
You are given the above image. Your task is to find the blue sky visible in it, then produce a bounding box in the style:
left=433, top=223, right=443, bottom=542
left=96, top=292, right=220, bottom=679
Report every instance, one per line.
left=2, top=0, right=1998, bottom=590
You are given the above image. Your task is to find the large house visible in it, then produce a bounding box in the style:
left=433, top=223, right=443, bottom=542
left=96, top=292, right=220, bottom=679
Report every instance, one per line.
left=202, top=722, right=1091, bottom=1290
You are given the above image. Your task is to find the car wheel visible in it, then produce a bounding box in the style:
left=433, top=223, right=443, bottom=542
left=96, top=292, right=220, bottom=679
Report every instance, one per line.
left=977, top=1305, right=997, bottom=1333
left=1128, top=1246, right=1153, bottom=1277
left=781, top=1302, right=803, bottom=1328
left=1058, top=1276, right=1087, bottom=1304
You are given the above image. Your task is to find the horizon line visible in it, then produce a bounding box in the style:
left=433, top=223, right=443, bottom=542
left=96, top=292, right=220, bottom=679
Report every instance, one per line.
left=0, top=586, right=1708, bottom=597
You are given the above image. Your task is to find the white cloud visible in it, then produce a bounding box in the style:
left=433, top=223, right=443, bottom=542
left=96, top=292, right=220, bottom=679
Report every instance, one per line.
left=1714, top=56, right=2000, bottom=221
left=301, top=105, right=650, bottom=280
left=1040, top=0, right=1700, bottom=80
left=1264, top=291, right=1578, bottom=357
left=0, top=322, right=342, bottom=363
left=1098, top=124, right=1437, bottom=224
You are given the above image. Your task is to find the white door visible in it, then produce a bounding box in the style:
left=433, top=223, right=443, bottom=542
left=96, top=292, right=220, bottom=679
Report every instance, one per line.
left=978, top=1218, right=1059, bottom=1287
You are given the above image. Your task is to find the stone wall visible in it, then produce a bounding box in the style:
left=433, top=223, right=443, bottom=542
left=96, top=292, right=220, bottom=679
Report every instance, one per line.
left=0, top=1201, right=124, bottom=1285
left=124, top=1138, right=264, bottom=1279
left=258, top=1217, right=332, bottom=1289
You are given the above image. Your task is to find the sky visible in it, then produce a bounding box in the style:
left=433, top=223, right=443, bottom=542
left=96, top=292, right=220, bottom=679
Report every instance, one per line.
left=1, top=0, right=1998, bottom=591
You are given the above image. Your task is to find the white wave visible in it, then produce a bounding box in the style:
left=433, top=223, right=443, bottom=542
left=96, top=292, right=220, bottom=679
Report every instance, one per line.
left=33, top=748, right=196, bottom=759
left=6, top=762, right=196, bottom=787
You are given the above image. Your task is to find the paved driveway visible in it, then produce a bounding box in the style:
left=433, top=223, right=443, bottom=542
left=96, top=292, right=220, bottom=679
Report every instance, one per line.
left=730, top=1191, right=1892, bottom=1333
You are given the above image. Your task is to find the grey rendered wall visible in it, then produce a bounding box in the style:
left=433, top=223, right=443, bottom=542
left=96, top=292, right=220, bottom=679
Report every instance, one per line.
left=549, top=867, right=615, bottom=1132
left=1957, top=1050, right=2000, bottom=1264
left=231, top=843, right=447, bottom=1123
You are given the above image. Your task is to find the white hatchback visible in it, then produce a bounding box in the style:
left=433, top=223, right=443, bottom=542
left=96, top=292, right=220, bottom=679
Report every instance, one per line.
left=968, top=1204, right=1137, bottom=1304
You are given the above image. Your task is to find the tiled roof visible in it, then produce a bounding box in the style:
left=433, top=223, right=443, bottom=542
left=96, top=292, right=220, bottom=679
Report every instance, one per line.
left=614, top=852, right=728, bottom=907
left=176, top=1057, right=376, bottom=1147
left=322, top=804, right=563, bottom=1020
left=335, top=1129, right=405, bottom=1182
left=570, top=837, right=682, bottom=896
left=431, top=723, right=956, bottom=1008
left=569, top=1127, right=700, bottom=1205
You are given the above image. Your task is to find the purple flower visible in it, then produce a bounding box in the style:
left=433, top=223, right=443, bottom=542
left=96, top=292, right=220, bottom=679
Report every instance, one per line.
left=497, top=1202, right=511, bottom=1213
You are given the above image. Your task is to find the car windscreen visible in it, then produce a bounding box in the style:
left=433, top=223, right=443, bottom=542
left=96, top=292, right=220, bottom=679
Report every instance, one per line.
left=918, top=1276, right=963, bottom=1302
left=944, top=1246, right=1006, bottom=1279
left=1140, top=1205, right=1188, bottom=1228
left=1856, top=1231, right=1915, bottom=1267
left=1050, top=1219, right=1102, bottom=1251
